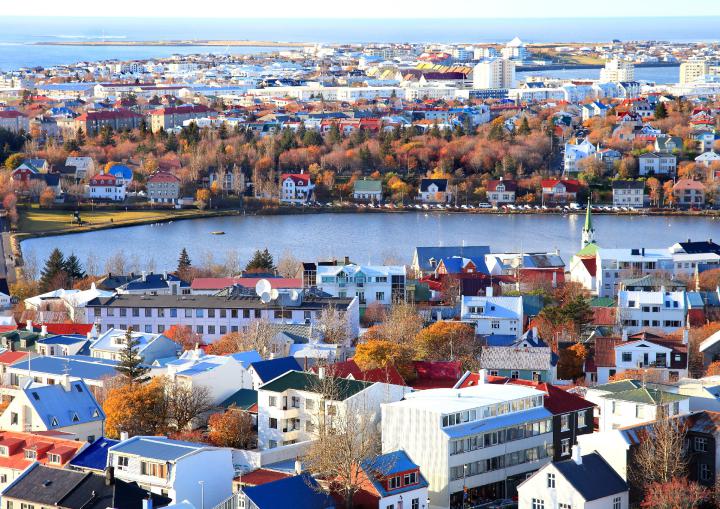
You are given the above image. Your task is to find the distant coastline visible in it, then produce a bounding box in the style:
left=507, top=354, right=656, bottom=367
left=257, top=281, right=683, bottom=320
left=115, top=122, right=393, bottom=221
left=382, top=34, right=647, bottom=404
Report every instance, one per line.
left=35, top=40, right=307, bottom=48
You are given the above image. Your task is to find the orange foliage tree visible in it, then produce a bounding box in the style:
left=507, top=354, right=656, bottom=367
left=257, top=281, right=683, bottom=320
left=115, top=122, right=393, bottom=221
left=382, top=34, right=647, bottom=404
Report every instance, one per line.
left=164, top=324, right=202, bottom=351
left=207, top=411, right=256, bottom=449
left=640, top=478, right=708, bottom=509
left=103, top=378, right=167, bottom=438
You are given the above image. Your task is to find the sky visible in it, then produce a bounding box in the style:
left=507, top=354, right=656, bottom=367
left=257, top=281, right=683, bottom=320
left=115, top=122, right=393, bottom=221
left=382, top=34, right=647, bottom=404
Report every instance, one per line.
left=4, top=0, right=720, bottom=18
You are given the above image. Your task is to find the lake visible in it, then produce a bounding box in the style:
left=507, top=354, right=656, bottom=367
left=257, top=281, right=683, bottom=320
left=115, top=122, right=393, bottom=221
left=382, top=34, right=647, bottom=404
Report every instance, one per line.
left=20, top=212, right=720, bottom=274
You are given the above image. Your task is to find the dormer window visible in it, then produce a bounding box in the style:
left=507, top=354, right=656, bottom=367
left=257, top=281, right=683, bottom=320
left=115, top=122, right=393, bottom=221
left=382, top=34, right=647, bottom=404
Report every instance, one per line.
left=403, top=472, right=417, bottom=485
left=388, top=476, right=401, bottom=489
left=24, top=450, right=36, bottom=460
left=51, top=417, right=59, bottom=427
left=48, top=453, right=61, bottom=464
left=0, top=446, right=8, bottom=457
left=72, top=413, right=80, bottom=423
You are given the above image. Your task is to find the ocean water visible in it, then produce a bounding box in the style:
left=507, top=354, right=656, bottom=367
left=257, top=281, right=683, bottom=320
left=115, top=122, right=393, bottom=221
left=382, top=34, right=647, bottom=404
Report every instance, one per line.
left=0, top=16, right=718, bottom=71
left=517, top=66, right=680, bottom=84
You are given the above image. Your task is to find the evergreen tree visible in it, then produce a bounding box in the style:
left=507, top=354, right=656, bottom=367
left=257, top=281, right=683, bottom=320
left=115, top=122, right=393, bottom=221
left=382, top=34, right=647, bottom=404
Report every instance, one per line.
left=245, top=248, right=275, bottom=273
left=99, top=125, right=115, bottom=147
left=518, top=117, right=531, bottom=135
left=64, top=253, right=86, bottom=284
left=75, top=127, right=85, bottom=147
left=328, top=124, right=342, bottom=145
left=139, top=118, right=149, bottom=138
left=39, top=248, right=67, bottom=292
left=177, top=248, right=192, bottom=278
left=654, top=102, right=668, bottom=120
left=218, top=122, right=228, bottom=140
left=115, top=329, right=150, bottom=382
left=165, top=132, right=179, bottom=152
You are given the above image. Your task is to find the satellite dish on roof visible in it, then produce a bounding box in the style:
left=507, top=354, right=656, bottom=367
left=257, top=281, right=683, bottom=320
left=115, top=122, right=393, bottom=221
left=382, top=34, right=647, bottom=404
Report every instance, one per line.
left=260, top=292, right=272, bottom=304
left=255, top=279, right=272, bottom=296
left=290, top=290, right=299, bottom=301
left=270, top=289, right=279, bottom=300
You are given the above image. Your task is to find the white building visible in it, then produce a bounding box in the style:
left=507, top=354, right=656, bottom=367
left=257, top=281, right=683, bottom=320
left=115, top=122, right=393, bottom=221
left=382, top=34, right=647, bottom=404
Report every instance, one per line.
left=638, top=152, right=676, bottom=176
left=518, top=446, right=629, bottom=509
left=90, top=328, right=180, bottom=363
left=279, top=172, right=315, bottom=204
left=502, top=37, right=529, bottom=61
left=460, top=292, right=523, bottom=339
left=600, top=59, right=635, bottom=83
left=87, top=173, right=126, bottom=201
left=617, top=290, right=686, bottom=334
left=108, top=436, right=234, bottom=509
left=382, top=381, right=553, bottom=509
left=315, top=263, right=406, bottom=307
left=595, top=248, right=674, bottom=298
left=563, top=139, right=596, bottom=174
left=257, top=369, right=407, bottom=450
left=612, top=180, right=645, bottom=207
left=472, top=58, right=516, bottom=89
left=583, top=379, right=690, bottom=432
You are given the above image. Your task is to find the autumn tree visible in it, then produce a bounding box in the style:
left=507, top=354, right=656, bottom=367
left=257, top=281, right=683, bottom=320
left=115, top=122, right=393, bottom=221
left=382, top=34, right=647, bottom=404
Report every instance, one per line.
left=207, top=411, right=256, bottom=448
left=276, top=250, right=301, bottom=278
left=39, top=188, right=55, bottom=208
left=355, top=338, right=415, bottom=379
left=414, top=321, right=478, bottom=369
left=195, top=188, right=211, bottom=209
left=375, top=302, right=424, bottom=345
left=557, top=343, right=588, bottom=380
left=164, top=324, right=202, bottom=351
left=641, top=478, right=708, bottom=509
left=317, top=305, right=352, bottom=346
left=164, top=377, right=212, bottom=430
left=103, top=377, right=167, bottom=438
left=207, top=319, right=275, bottom=358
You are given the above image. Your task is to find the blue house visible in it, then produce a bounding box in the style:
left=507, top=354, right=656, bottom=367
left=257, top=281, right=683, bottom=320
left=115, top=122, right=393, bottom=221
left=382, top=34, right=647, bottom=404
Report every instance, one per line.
left=248, top=356, right=302, bottom=388
left=412, top=246, right=490, bottom=275
left=69, top=437, right=119, bottom=472
left=105, top=164, right=133, bottom=185
left=242, top=474, right=335, bottom=509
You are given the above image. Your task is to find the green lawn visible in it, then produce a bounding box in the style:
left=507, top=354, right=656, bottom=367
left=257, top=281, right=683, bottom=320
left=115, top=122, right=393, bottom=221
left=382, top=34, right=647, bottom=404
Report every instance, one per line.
left=17, top=207, right=208, bottom=234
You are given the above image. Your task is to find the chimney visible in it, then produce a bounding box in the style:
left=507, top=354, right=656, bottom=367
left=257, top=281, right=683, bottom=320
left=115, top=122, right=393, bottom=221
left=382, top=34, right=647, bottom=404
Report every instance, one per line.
left=621, top=329, right=628, bottom=342
left=141, top=271, right=147, bottom=282
left=318, top=366, right=326, bottom=380
left=105, top=466, right=115, bottom=486
left=142, top=496, right=153, bottom=509
left=61, top=373, right=71, bottom=390
left=120, top=431, right=129, bottom=441
left=26, top=320, right=32, bottom=332
left=41, top=325, right=48, bottom=337
left=344, top=256, right=350, bottom=266
left=294, top=457, right=302, bottom=475
left=486, top=286, right=494, bottom=297
left=683, top=329, right=689, bottom=345
left=571, top=445, right=582, bottom=465
left=477, top=369, right=487, bottom=384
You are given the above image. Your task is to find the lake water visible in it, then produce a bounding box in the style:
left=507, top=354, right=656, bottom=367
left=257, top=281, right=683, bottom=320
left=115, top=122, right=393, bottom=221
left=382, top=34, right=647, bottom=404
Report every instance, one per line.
left=20, top=212, right=720, bottom=273
left=517, top=66, right=679, bottom=84
left=1, top=16, right=719, bottom=71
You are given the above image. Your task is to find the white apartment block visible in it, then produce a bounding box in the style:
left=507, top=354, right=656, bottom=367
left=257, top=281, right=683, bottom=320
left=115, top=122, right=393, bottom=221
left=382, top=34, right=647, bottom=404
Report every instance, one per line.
left=612, top=181, right=645, bottom=207
left=257, top=370, right=407, bottom=450
left=680, top=59, right=720, bottom=84
left=460, top=292, right=523, bottom=339
left=86, top=292, right=360, bottom=342
left=382, top=382, right=553, bottom=509
left=472, top=58, right=515, bottom=89
left=315, top=263, right=406, bottom=306
left=600, top=59, right=635, bottom=83
left=617, top=290, right=686, bottom=334
left=638, top=152, right=676, bottom=176
left=595, top=248, right=673, bottom=298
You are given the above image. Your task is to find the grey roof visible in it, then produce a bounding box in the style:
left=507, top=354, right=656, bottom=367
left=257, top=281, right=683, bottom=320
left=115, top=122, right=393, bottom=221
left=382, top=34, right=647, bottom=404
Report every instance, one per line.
left=86, top=293, right=352, bottom=311
left=479, top=346, right=553, bottom=371
left=3, top=464, right=86, bottom=505
left=612, top=180, right=645, bottom=190
left=553, top=453, right=628, bottom=501
left=109, top=436, right=209, bottom=462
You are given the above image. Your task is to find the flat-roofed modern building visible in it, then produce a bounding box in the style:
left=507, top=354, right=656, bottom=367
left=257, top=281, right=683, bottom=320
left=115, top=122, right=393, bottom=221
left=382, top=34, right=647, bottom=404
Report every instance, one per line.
left=382, top=380, right=553, bottom=509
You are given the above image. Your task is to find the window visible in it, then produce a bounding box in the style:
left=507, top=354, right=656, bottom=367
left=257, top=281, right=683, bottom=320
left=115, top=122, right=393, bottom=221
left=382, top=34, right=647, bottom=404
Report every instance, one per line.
left=305, top=399, right=315, bottom=410
left=170, top=308, right=177, bottom=318
left=389, top=476, right=401, bottom=489
left=208, top=326, right=215, bottom=335
left=120, top=308, right=127, bottom=317
left=376, top=291, right=385, bottom=301
left=561, top=438, right=571, bottom=456
left=404, top=472, right=417, bottom=485
left=511, top=370, right=519, bottom=379
left=141, top=461, right=168, bottom=478
left=561, top=414, right=570, bottom=431
left=559, top=504, right=572, bottom=509
left=144, top=325, right=152, bottom=333
left=268, top=440, right=277, bottom=449
left=144, top=308, right=152, bottom=317
left=269, top=396, right=277, bottom=407
left=184, top=309, right=192, bottom=318
left=613, top=496, right=621, bottom=509
left=196, top=309, right=204, bottom=318
left=208, top=309, right=215, bottom=318
left=24, top=450, right=36, bottom=460
left=700, top=463, right=712, bottom=481
left=578, top=412, right=586, bottom=428
left=132, top=308, right=139, bottom=317
left=269, top=418, right=278, bottom=429
left=547, top=472, right=555, bottom=488
left=622, top=352, right=632, bottom=362
left=695, top=437, right=708, bottom=452
left=532, top=499, right=545, bottom=509
left=118, top=456, right=129, bottom=468
left=48, top=453, right=61, bottom=464
left=411, top=499, right=419, bottom=509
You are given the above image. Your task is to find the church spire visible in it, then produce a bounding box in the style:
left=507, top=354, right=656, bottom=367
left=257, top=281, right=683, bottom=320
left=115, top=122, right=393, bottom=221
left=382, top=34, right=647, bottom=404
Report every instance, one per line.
left=582, top=198, right=595, bottom=248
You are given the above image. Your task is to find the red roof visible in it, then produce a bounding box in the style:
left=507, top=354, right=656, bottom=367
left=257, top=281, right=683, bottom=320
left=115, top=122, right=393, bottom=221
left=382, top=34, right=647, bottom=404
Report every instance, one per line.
left=460, top=374, right=595, bottom=414
left=147, top=171, right=180, bottom=183
left=191, top=277, right=303, bottom=291
left=411, top=361, right=462, bottom=390
left=34, top=323, right=93, bottom=335
left=0, top=351, right=29, bottom=365
left=0, top=111, right=25, bottom=119
left=486, top=179, right=517, bottom=192
left=322, top=359, right=406, bottom=386
left=0, top=432, right=84, bottom=472
left=280, top=173, right=311, bottom=186
left=150, top=104, right=214, bottom=116
left=237, top=469, right=292, bottom=487
left=592, top=307, right=616, bottom=326
left=78, top=109, right=141, bottom=121
left=541, top=179, right=582, bottom=193
left=89, top=174, right=117, bottom=185
left=592, top=337, right=623, bottom=368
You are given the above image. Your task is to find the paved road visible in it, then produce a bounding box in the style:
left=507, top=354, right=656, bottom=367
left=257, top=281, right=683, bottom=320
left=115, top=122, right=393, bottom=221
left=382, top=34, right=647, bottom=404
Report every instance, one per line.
left=0, top=214, right=15, bottom=283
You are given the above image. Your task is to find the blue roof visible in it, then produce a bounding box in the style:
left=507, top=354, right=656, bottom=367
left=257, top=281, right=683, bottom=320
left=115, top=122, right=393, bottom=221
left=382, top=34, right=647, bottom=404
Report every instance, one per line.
left=522, top=294, right=545, bottom=317
left=69, top=437, right=119, bottom=471
left=10, top=355, right=119, bottom=381
left=250, top=356, right=302, bottom=383
left=243, top=474, right=335, bottom=509
left=121, top=273, right=188, bottom=291
left=23, top=380, right=105, bottom=429
left=553, top=452, right=628, bottom=501
left=414, top=246, right=490, bottom=273
left=361, top=451, right=428, bottom=498
left=110, top=436, right=207, bottom=462
left=484, top=334, right=518, bottom=346
left=37, top=334, right=87, bottom=346
left=229, top=350, right=262, bottom=368
left=443, top=406, right=552, bottom=439
left=177, top=361, right=221, bottom=376
left=106, top=164, right=133, bottom=180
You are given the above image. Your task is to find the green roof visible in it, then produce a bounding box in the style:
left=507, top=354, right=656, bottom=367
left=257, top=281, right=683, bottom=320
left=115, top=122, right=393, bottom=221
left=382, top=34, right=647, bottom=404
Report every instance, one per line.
left=576, top=242, right=599, bottom=257
left=259, top=370, right=373, bottom=401
left=353, top=179, right=382, bottom=193
left=590, top=297, right=616, bottom=308
left=583, top=199, right=593, bottom=233
left=600, top=387, right=687, bottom=405
left=594, top=379, right=643, bottom=394
left=219, top=388, right=258, bottom=410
